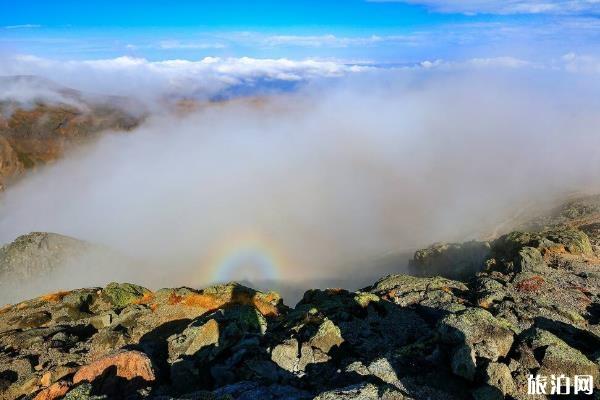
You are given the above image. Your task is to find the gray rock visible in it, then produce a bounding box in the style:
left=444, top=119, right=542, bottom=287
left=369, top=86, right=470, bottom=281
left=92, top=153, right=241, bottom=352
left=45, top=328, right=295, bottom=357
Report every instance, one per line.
left=438, top=308, right=514, bottom=362
left=483, top=362, right=515, bottom=395
left=450, top=344, right=476, bottom=381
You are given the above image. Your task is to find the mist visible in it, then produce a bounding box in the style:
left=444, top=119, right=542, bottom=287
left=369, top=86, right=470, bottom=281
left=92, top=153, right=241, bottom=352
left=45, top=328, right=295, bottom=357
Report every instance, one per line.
left=1, top=66, right=599, bottom=303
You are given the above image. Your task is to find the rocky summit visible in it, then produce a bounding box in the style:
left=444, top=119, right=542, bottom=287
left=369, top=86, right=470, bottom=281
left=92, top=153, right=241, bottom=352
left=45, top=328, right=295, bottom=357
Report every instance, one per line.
left=1, top=196, right=600, bottom=399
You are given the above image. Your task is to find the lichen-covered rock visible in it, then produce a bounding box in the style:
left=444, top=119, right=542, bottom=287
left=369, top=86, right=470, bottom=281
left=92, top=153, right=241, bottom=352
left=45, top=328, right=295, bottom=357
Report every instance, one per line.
left=409, top=241, right=491, bottom=280
left=450, top=344, right=476, bottom=380
left=521, top=328, right=599, bottom=384
left=308, top=319, right=344, bottom=353
left=100, top=282, right=150, bottom=309
left=72, top=350, right=155, bottom=386
left=32, top=381, right=71, bottom=400
left=482, top=362, right=515, bottom=396
left=438, top=308, right=514, bottom=362
left=367, top=274, right=468, bottom=315
left=313, top=383, right=406, bottom=400
left=490, top=228, right=594, bottom=274
left=168, top=318, right=220, bottom=362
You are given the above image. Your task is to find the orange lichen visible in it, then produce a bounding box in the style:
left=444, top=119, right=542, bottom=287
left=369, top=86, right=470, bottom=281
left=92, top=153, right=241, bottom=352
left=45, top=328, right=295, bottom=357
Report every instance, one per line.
left=133, top=292, right=155, bottom=305
left=176, top=290, right=280, bottom=317
left=40, top=291, right=71, bottom=303
left=542, top=245, right=568, bottom=260
left=251, top=299, right=279, bottom=317
left=182, top=293, right=228, bottom=310
left=478, top=299, right=492, bottom=309
left=515, top=276, right=545, bottom=292
left=167, top=292, right=184, bottom=305
left=73, top=350, right=155, bottom=385
left=33, top=381, right=71, bottom=400
left=441, top=286, right=453, bottom=294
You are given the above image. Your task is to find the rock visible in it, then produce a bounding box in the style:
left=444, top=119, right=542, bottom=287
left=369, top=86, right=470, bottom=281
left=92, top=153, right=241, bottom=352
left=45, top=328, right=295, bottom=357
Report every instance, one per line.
left=471, top=385, right=504, bottom=400
left=365, top=358, right=399, bottom=387
left=168, top=318, right=220, bottom=361
left=0, top=233, right=92, bottom=294
left=63, top=382, right=108, bottom=399
left=450, top=344, right=476, bottom=381
left=482, top=362, right=515, bottom=395
left=515, top=247, right=545, bottom=273
left=101, top=282, right=151, bottom=309
left=89, top=313, right=113, bottom=330
left=438, top=308, right=514, bottom=361
left=33, top=381, right=71, bottom=400
left=212, top=381, right=312, bottom=400
left=16, top=311, right=52, bottom=329
left=308, top=319, right=344, bottom=353
left=522, top=328, right=599, bottom=383
left=73, top=350, right=155, bottom=383
left=0, top=135, right=23, bottom=190
left=271, top=339, right=300, bottom=372
left=367, top=274, right=468, bottom=314
left=490, top=228, right=594, bottom=274
left=314, top=383, right=405, bottom=400
left=409, top=240, right=491, bottom=280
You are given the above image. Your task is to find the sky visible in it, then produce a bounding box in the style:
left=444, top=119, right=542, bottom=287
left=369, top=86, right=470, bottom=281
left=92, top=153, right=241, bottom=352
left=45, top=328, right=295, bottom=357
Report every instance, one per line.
left=1, top=0, right=599, bottom=64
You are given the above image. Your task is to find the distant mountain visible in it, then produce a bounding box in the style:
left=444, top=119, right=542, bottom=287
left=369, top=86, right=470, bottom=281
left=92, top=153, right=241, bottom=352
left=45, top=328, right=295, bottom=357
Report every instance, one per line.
left=0, top=76, right=145, bottom=190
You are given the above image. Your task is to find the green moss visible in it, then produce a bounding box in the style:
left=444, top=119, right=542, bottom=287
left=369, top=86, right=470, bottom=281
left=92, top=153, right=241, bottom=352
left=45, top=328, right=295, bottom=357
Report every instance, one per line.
left=102, top=282, right=150, bottom=309
left=353, top=292, right=380, bottom=308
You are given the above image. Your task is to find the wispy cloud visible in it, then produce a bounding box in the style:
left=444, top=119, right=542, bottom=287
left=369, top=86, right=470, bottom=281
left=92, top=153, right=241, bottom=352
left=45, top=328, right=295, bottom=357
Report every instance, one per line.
left=4, top=24, right=42, bottom=29
left=368, top=0, right=600, bottom=15
left=255, top=33, right=420, bottom=48
left=157, top=40, right=227, bottom=50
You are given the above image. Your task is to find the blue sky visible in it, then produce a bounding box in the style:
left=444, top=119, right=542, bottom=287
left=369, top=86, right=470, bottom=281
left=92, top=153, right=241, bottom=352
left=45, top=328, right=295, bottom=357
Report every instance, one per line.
left=1, top=0, right=599, bottom=63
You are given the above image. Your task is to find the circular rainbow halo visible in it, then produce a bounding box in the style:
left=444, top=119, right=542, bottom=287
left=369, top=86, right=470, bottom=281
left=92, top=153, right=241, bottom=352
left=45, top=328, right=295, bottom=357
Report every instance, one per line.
left=204, top=232, right=290, bottom=284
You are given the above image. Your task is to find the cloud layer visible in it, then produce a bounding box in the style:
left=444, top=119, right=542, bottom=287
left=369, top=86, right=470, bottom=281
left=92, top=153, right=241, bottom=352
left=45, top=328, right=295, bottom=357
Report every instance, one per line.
left=0, top=55, right=372, bottom=103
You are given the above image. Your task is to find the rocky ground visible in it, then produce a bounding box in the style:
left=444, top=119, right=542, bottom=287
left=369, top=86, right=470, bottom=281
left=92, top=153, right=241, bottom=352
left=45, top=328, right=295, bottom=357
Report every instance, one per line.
left=1, top=195, right=600, bottom=399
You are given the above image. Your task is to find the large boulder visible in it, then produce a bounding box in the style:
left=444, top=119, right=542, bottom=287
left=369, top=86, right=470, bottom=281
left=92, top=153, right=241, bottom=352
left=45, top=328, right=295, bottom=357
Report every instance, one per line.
left=409, top=241, right=491, bottom=280
left=438, top=308, right=514, bottom=369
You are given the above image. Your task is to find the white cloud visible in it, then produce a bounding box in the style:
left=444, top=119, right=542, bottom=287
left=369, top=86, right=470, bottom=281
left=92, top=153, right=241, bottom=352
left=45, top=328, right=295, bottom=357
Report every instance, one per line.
left=562, top=52, right=600, bottom=73
left=369, top=0, right=600, bottom=15
left=157, top=40, right=227, bottom=50
left=0, top=55, right=374, bottom=102
left=420, top=56, right=533, bottom=69
left=4, top=24, right=42, bottom=29
left=2, top=52, right=598, bottom=109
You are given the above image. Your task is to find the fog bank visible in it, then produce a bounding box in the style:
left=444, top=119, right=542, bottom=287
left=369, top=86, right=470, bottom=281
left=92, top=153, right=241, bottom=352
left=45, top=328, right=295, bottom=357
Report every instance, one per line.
left=1, top=67, right=599, bottom=302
